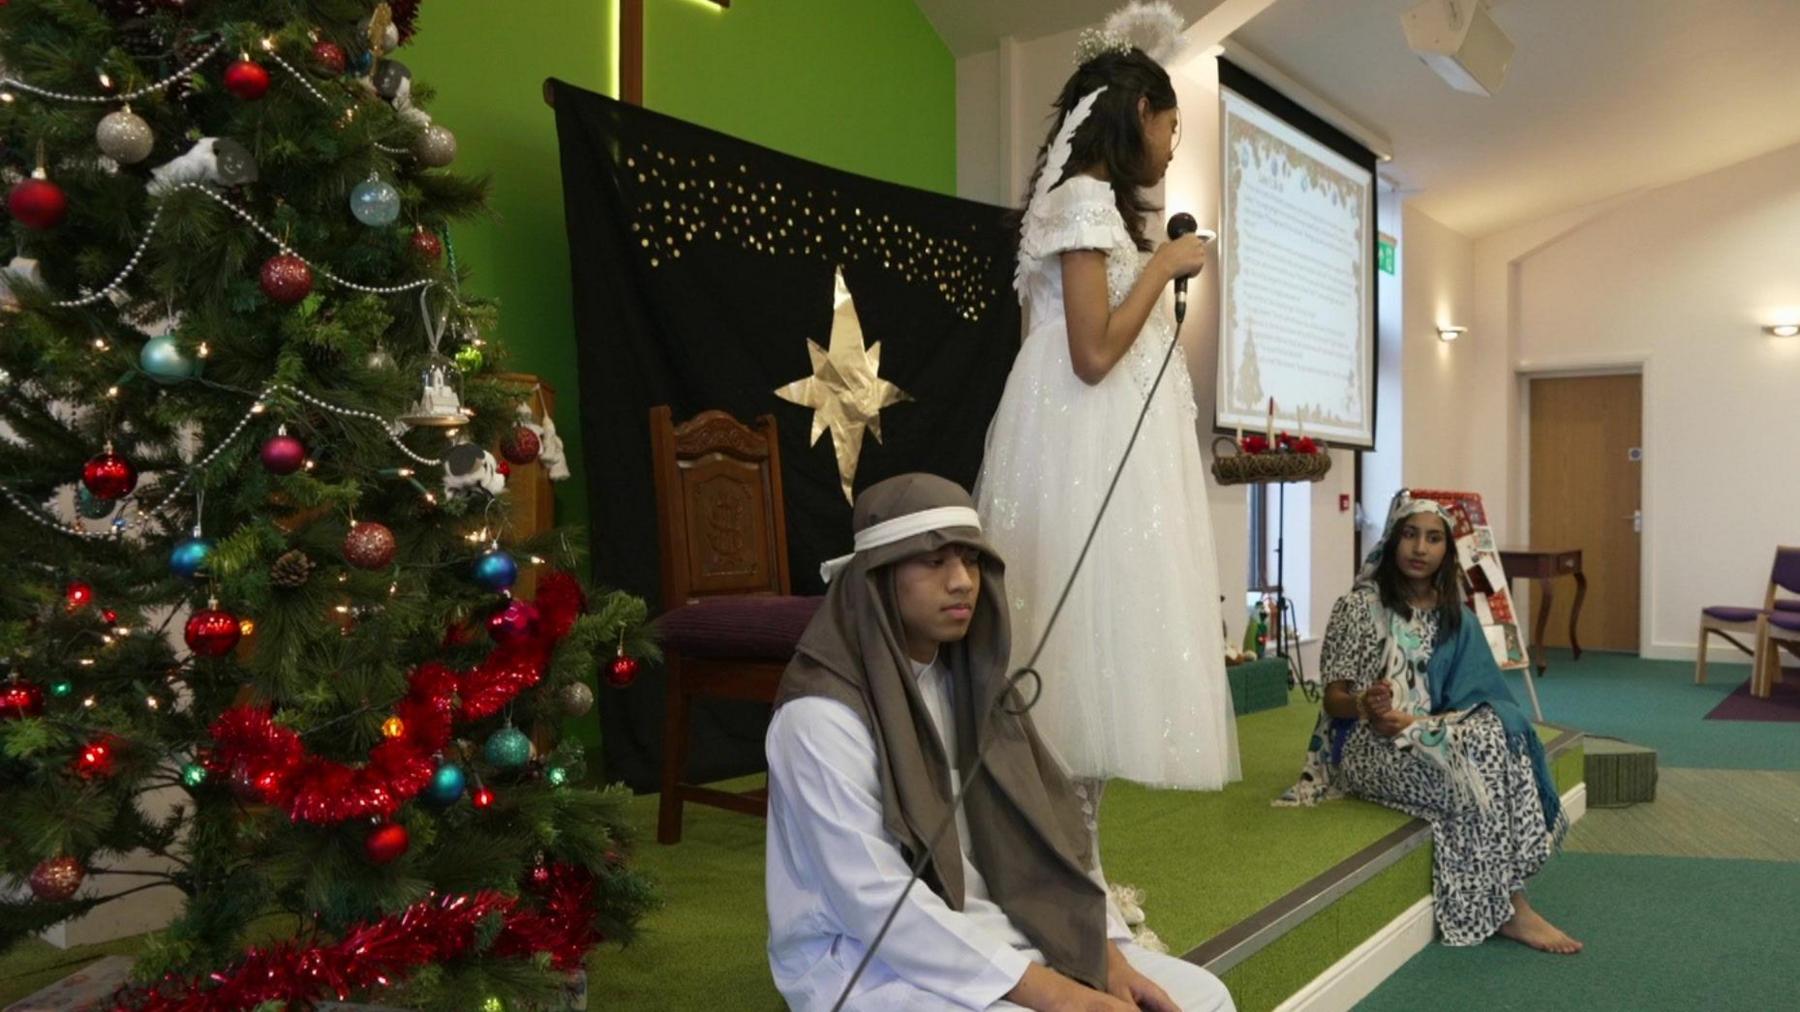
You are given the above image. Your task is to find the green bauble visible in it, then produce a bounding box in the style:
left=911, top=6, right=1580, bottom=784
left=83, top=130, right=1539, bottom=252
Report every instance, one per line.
left=483, top=726, right=532, bottom=770
left=453, top=344, right=484, bottom=373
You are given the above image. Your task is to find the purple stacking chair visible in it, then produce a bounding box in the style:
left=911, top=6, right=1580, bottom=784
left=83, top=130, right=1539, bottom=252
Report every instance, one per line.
left=1696, top=546, right=1800, bottom=696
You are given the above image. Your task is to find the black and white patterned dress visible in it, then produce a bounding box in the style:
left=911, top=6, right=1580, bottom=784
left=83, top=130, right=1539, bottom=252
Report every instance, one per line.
left=1322, top=589, right=1557, bottom=946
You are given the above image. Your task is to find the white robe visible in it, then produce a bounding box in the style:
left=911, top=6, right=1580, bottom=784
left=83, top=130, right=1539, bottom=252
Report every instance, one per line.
left=766, top=658, right=1234, bottom=1011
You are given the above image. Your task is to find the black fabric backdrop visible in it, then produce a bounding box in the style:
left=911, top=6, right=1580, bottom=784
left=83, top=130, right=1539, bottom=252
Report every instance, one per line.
left=550, top=81, right=1022, bottom=790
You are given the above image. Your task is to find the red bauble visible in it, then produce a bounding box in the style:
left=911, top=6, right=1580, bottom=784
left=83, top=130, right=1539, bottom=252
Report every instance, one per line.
left=343, top=521, right=397, bottom=570
left=222, top=58, right=271, bottom=100
left=65, top=581, right=95, bottom=611
left=185, top=607, right=242, bottom=656
left=0, top=680, right=44, bottom=719
left=309, top=40, right=347, bottom=75
left=364, top=821, right=409, bottom=864
left=100, top=608, right=119, bottom=624
left=259, top=432, right=307, bottom=475
left=82, top=450, right=138, bottom=500
left=29, top=856, right=85, bottom=902
left=409, top=227, right=443, bottom=261
left=7, top=176, right=68, bottom=230
left=499, top=426, right=541, bottom=465
left=471, top=786, right=495, bottom=809
left=486, top=599, right=542, bottom=645
left=259, top=254, right=314, bottom=305
left=606, top=652, right=640, bottom=688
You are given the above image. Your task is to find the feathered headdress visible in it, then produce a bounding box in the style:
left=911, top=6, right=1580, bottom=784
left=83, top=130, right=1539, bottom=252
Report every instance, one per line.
left=1075, top=1, right=1189, bottom=67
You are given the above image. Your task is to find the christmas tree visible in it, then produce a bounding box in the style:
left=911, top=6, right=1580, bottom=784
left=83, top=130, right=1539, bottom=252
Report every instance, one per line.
left=0, top=2, right=654, bottom=1007
left=1236, top=324, right=1264, bottom=410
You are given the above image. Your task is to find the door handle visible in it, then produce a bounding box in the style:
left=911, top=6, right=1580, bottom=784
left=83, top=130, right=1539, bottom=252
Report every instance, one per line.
left=1623, top=509, right=1643, bottom=533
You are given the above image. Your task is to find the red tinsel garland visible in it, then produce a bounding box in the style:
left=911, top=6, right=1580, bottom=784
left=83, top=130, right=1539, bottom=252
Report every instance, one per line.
left=205, top=573, right=587, bottom=824
left=112, top=864, right=603, bottom=1011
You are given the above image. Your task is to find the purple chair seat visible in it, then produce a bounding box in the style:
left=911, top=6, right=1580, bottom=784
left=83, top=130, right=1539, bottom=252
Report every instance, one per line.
left=1770, top=610, right=1800, bottom=633
left=1777, top=600, right=1800, bottom=613
left=657, top=595, right=825, bottom=661
left=1704, top=606, right=1764, bottom=623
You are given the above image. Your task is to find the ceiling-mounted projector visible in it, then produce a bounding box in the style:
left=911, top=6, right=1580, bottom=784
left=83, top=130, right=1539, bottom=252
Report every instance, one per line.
left=1402, top=0, right=1513, bottom=97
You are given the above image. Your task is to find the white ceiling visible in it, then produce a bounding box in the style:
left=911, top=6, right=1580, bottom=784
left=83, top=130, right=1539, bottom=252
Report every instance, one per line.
left=924, top=0, right=1800, bottom=238
left=915, top=0, right=1230, bottom=57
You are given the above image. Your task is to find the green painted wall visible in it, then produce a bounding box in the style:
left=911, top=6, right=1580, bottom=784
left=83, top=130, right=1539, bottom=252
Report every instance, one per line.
left=408, top=1, right=954, bottom=540
left=644, top=0, right=955, bottom=195
left=405, top=3, right=615, bottom=530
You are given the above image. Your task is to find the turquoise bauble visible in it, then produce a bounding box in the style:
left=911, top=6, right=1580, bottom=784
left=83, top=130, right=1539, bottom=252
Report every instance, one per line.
left=483, top=727, right=531, bottom=770
left=139, top=334, right=193, bottom=384
left=76, top=485, right=114, bottom=520
left=350, top=178, right=401, bottom=226
left=422, top=763, right=467, bottom=807
left=168, top=536, right=213, bottom=579
left=472, top=548, right=518, bottom=591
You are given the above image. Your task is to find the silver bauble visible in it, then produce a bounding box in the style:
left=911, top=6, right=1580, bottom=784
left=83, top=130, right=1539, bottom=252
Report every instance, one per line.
left=414, top=124, right=458, bottom=168
left=559, top=681, right=595, bottom=718
left=96, top=109, right=155, bottom=165
left=366, top=345, right=397, bottom=371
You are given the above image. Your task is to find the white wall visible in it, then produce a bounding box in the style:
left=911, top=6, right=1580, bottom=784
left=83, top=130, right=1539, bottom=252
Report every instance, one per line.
left=1502, top=141, right=1800, bottom=658
left=1397, top=205, right=1478, bottom=495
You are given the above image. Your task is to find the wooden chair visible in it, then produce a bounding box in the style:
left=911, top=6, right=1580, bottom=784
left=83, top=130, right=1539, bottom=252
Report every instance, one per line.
left=1696, top=546, right=1800, bottom=697
left=648, top=406, right=823, bottom=844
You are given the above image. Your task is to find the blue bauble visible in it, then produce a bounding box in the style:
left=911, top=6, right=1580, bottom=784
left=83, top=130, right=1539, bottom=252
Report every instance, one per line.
left=350, top=49, right=374, bottom=75
left=350, top=178, right=401, bottom=226
left=422, top=763, right=467, bottom=808
left=168, top=536, right=213, bottom=579
left=472, top=549, right=518, bottom=591
left=483, top=727, right=532, bottom=770
left=76, top=485, right=115, bottom=520
left=139, top=334, right=193, bottom=384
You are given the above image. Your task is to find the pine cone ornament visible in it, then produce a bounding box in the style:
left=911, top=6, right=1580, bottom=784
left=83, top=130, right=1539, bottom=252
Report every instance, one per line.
left=270, top=549, right=315, bottom=589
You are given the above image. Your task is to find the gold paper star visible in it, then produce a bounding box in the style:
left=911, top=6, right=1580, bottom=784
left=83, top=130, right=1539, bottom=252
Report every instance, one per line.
left=775, top=268, right=911, bottom=503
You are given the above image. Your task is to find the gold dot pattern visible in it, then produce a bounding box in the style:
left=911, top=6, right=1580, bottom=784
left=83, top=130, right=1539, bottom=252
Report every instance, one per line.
left=623, top=143, right=998, bottom=322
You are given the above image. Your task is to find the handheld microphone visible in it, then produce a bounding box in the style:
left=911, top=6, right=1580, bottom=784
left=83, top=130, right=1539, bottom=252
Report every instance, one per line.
left=1165, top=213, right=1216, bottom=325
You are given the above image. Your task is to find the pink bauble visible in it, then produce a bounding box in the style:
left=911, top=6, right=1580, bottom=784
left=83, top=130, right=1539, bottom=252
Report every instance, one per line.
left=260, top=433, right=307, bottom=475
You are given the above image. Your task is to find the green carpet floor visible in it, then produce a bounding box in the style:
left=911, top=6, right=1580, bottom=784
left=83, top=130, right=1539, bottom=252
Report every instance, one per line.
left=1505, top=649, right=1800, bottom=770
left=1370, top=649, right=1800, bottom=1011
left=1358, top=852, right=1800, bottom=1011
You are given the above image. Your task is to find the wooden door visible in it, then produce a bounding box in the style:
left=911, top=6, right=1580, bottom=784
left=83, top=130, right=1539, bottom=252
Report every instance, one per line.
left=1528, top=374, right=1642, bottom=651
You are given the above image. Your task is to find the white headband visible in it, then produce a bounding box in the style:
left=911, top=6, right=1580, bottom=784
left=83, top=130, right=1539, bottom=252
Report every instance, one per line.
left=818, top=506, right=984, bottom=584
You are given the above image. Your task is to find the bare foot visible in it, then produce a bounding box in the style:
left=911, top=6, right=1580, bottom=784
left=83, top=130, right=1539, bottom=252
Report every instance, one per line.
left=1497, top=896, right=1583, bottom=954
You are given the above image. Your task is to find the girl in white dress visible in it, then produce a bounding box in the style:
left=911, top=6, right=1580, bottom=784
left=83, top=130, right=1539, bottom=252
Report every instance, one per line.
left=975, top=9, right=1241, bottom=801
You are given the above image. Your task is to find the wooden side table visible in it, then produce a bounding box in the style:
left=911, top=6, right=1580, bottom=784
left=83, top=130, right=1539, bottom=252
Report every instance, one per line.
left=1498, top=548, right=1586, bottom=677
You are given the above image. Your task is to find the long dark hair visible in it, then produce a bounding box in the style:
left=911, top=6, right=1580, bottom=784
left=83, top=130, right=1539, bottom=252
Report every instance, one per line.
left=1018, top=48, right=1177, bottom=252
left=1373, top=512, right=1463, bottom=642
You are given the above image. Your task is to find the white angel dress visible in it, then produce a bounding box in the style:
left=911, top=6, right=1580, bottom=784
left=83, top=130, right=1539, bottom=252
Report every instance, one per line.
left=974, top=90, right=1240, bottom=790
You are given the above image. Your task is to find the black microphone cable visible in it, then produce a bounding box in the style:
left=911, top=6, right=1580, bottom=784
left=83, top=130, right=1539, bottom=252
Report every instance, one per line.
left=832, top=219, right=1214, bottom=1010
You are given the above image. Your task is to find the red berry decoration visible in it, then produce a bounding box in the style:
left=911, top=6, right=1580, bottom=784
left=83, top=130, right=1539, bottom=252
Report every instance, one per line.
left=259, top=429, right=307, bottom=475
left=184, top=605, right=242, bottom=657
left=259, top=253, right=313, bottom=305
left=101, top=608, right=119, bottom=624
left=364, top=821, right=409, bottom=865
left=486, top=599, right=542, bottom=645
left=499, top=425, right=541, bottom=465
left=222, top=58, right=271, bottom=100
left=606, top=650, right=640, bottom=688
left=309, top=40, right=347, bottom=75
left=65, top=581, right=95, bottom=612
left=471, top=786, right=495, bottom=810
left=82, top=449, right=138, bottom=500
left=495, top=459, right=511, bottom=478
left=7, top=175, right=69, bottom=230
left=409, top=226, right=443, bottom=261
left=343, top=521, right=397, bottom=570
left=0, top=680, right=45, bottom=719
left=29, top=856, right=85, bottom=902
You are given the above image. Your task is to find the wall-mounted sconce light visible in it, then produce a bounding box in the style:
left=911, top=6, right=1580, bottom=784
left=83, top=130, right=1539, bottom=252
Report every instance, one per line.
left=1764, top=323, right=1799, bottom=338
left=1437, top=325, right=1467, bottom=342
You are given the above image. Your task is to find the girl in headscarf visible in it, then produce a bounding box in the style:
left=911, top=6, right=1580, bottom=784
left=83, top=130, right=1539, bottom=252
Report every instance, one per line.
left=1276, top=490, right=1582, bottom=954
